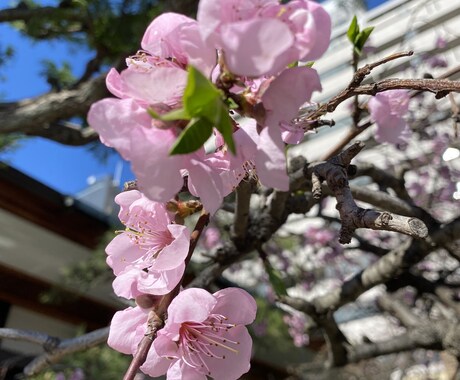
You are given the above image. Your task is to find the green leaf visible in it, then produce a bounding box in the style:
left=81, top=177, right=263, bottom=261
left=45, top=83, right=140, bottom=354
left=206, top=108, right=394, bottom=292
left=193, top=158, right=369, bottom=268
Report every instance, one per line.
left=183, top=66, right=221, bottom=119
left=265, top=259, right=288, bottom=297
left=170, top=118, right=213, bottom=155
left=225, top=97, right=239, bottom=110
left=148, top=107, right=190, bottom=121
left=347, top=16, right=359, bottom=44
left=355, top=26, right=374, bottom=53
left=179, top=66, right=236, bottom=154
left=215, top=108, right=236, bottom=154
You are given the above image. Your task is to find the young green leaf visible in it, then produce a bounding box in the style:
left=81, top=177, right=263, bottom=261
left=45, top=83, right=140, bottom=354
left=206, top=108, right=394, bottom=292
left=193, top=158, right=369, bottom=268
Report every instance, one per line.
left=215, top=106, right=236, bottom=154
left=183, top=66, right=221, bottom=118
left=347, top=16, right=359, bottom=44
left=355, top=26, right=374, bottom=53
left=148, top=107, right=190, bottom=121
left=264, top=259, right=288, bottom=297
left=170, top=117, right=213, bottom=155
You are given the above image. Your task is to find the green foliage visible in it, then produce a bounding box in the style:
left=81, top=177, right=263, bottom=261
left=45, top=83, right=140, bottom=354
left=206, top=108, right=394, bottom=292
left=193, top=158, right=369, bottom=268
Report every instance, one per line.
left=347, top=15, right=374, bottom=56
left=29, top=343, right=130, bottom=380
left=40, top=60, right=76, bottom=91
left=0, top=44, right=14, bottom=70
left=0, top=133, right=22, bottom=153
left=263, top=256, right=288, bottom=297
left=170, top=118, right=214, bottom=155
left=153, top=66, right=236, bottom=155
left=86, top=0, right=162, bottom=58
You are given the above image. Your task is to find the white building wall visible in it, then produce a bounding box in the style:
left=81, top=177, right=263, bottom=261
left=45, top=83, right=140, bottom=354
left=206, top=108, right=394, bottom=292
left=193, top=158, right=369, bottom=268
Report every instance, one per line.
left=292, top=0, right=460, bottom=161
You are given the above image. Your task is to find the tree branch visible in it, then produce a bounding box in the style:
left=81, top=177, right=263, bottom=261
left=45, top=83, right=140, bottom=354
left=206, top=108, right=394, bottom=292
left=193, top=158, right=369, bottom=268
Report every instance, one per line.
left=23, top=327, right=109, bottom=376
left=232, top=179, right=254, bottom=244
left=0, top=74, right=108, bottom=143
left=305, top=141, right=428, bottom=243
left=0, top=6, right=87, bottom=23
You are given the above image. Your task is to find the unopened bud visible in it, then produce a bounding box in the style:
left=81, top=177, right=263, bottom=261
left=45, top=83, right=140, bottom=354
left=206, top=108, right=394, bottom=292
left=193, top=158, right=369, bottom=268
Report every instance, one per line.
left=135, top=294, right=162, bottom=309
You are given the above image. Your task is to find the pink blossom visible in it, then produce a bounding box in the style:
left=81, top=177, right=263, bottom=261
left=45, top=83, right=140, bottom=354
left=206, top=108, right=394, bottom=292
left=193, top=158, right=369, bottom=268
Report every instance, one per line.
left=202, top=226, right=221, bottom=249
left=197, top=0, right=331, bottom=76
left=142, top=288, right=256, bottom=379
left=109, top=288, right=257, bottom=380
left=215, top=67, right=321, bottom=192
left=106, top=190, right=190, bottom=297
left=368, top=90, right=411, bottom=144
left=141, top=12, right=216, bottom=77
left=87, top=13, right=228, bottom=214
left=108, top=306, right=150, bottom=355
left=256, top=66, right=322, bottom=189
left=284, top=313, right=309, bottom=347
left=305, top=225, right=335, bottom=245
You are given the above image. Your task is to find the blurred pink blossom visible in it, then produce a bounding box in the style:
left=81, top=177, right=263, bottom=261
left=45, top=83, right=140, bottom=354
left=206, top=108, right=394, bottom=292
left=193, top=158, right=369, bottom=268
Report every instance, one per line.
left=368, top=90, right=411, bottom=144
left=198, top=0, right=331, bottom=77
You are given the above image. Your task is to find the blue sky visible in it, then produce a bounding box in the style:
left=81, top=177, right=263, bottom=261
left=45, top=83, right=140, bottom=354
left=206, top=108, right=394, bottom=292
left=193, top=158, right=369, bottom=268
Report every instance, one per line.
left=0, top=4, right=134, bottom=195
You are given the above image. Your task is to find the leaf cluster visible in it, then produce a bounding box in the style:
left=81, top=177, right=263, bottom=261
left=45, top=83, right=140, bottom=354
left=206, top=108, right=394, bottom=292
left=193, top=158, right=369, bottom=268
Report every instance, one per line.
left=347, top=15, right=374, bottom=56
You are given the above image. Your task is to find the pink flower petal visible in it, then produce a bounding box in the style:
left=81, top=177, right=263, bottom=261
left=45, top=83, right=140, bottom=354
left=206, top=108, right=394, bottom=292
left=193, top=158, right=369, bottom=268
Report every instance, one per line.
left=141, top=12, right=195, bottom=65
left=137, top=263, right=186, bottom=295
left=255, top=126, right=289, bottom=190
left=108, top=306, right=148, bottom=354
left=368, top=90, right=411, bottom=145
left=87, top=98, right=151, bottom=160
left=187, top=159, right=224, bottom=214
left=119, top=67, right=187, bottom=105
left=168, top=288, right=217, bottom=324
left=140, top=340, right=174, bottom=377
left=202, top=326, right=253, bottom=380
left=212, top=288, right=257, bottom=325
left=180, top=22, right=217, bottom=78
left=263, top=66, right=321, bottom=128
left=220, top=18, right=294, bottom=77
left=106, top=233, right=144, bottom=275
left=152, top=224, right=190, bottom=271
left=114, top=190, right=142, bottom=223
left=112, top=266, right=145, bottom=299
left=166, top=360, right=207, bottom=380
left=106, top=68, right=125, bottom=98
left=129, top=128, right=184, bottom=203
left=298, top=0, right=332, bottom=61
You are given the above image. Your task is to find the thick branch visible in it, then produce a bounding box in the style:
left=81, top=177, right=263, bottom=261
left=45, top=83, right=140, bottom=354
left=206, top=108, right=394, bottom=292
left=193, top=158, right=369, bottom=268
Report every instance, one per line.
left=23, top=327, right=109, bottom=376
left=284, top=216, right=458, bottom=318
left=0, top=74, right=108, bottom=143
left=377, top=293, right=419, bottom=328
left=0, top=6, right=87, bottom=23
left=0, top=328, right=59, bottom=348
left=347, top=319, right=460, bottom=363
left=306, top=142, right=428, bottom=243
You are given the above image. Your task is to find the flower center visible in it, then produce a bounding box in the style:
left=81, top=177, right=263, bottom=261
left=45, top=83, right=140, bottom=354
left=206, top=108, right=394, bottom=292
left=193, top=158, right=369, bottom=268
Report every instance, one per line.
left=119, top=211, right=174, bottom=258
left=178, top=314, right=240, bottom=376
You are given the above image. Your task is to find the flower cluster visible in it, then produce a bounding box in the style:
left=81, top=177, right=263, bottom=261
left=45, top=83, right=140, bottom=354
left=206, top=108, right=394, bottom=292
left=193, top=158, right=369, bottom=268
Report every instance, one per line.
left=88, top=0, right=331, bottom=213
left=105, top=190, right=257, bottom=379
left=89, top=0, right=333, bottom=378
